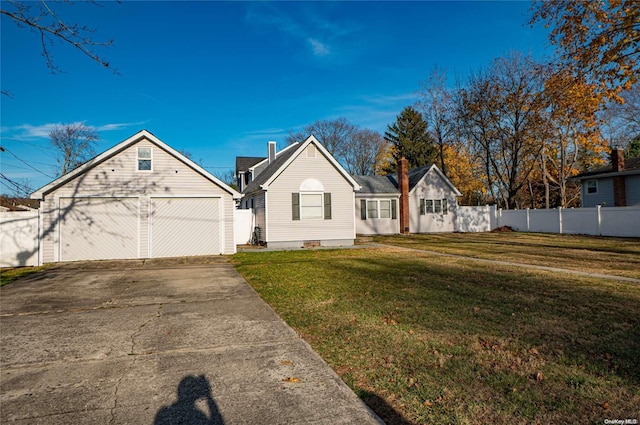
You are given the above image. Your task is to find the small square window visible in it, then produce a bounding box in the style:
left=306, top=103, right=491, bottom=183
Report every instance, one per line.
left=138, top=147, right=152, bottom=171
left=586, top=180, right=598, bottom=194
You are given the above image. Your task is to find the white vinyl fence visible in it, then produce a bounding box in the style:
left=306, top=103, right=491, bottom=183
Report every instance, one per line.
left=1, top=210, right=40, bottom=267
left=456, top=205, right=640, bottom=238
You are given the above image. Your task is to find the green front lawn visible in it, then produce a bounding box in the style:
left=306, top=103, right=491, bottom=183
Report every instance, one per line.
left=233, top=246, right=640, bottom=424
left=0, top=265, right=50, bottom=286
left=373, top=232, right=640, bottom=279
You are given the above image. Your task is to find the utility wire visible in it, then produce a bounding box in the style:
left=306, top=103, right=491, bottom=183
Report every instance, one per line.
left=0, top=146, right=55, bottom=178
left=0, top=137, right=58, bottom=151
left=0, top=173, right=33, bottom=193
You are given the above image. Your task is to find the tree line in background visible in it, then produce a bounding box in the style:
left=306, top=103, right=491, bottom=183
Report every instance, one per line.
left=3, top=0, right=638, bottom=207
left=288, top=0, right=639, bottom=209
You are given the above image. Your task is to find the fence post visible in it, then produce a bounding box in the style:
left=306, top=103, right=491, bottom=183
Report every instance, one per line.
left=596, top=205, right=602, bottom=235
left=558, top=207, right=563, bottom=234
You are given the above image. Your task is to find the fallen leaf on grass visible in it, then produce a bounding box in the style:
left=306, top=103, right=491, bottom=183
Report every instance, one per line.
left=602, top=401, right=609, bottom=410
left=282, top=377, right=300, bottom=383
left=280, top=360, right=292, bottom=365
left=536, top=371, right=544, bottom=382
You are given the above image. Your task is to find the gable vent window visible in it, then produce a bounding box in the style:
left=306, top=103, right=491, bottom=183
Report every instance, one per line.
left=137, top=147, right=152, bottom=171
left=306, top=144, right=316, bottom=158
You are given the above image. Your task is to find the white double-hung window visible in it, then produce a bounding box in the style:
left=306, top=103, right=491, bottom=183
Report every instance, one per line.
left=300, top=193, right=323, bottom=219
left=137, top=147, right=152, bottom=171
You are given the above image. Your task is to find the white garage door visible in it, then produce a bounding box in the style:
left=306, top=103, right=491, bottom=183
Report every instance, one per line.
left=150, top=197, right=221, bottom=258
left=59, top=197, right=139, bottom=262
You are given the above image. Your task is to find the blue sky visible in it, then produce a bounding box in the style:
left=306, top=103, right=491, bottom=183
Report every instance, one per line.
left=1, top=1, right=552, bottom=193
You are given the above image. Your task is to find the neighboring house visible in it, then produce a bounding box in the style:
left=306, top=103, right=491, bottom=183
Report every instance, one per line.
left=354, top=159, right=462, bottom=235
left=238, top=136, right=360, bottom=248
left=235, top=156, right=265, bottom=193
left=572, top=148, right=640, bottom=207
left=31, top=130, right=241, bottom=263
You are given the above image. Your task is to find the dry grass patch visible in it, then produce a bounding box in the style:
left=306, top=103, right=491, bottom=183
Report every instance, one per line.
left=233, top=248, right=640, bottom=424
left=373, top=233, right=640, bottom=279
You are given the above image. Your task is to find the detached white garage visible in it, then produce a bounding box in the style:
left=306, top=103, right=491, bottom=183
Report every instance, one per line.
left=31, top=130, right=240, bottom=264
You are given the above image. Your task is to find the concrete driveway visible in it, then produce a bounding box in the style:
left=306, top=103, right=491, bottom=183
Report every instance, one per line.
left=1, top=257, right=382, bottom=424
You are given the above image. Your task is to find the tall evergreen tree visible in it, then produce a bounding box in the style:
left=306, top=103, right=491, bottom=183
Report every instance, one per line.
left=383, top=106, right=435, bottom=172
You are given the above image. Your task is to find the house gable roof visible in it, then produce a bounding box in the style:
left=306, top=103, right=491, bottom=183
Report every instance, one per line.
left=571, top=157, right=640, bottom=180
left=31, top=129, right=241, bottom=200
left=243, top=135, right=360, bottom=194
left=355, top=164, right=462, bottom=196
left=235, top=156, right=266, bottom=173
left=353, top=175, right=399, bottom=194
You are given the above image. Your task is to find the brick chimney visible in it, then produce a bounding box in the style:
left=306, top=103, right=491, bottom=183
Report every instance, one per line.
left=611, top=147, right=625, bottom=172
left=399, top=157, right=410, bottom=234
left=611, top=148, right=626, bottom=207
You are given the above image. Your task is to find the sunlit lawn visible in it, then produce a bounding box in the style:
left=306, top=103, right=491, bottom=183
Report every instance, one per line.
left=233, top=245, right=640, bottom=424
left=0, top=265, right=50, bottom=286
left=373, top=232, right=640, bottom=279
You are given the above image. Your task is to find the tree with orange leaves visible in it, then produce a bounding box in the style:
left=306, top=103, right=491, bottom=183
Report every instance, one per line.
left=541, top=68, right=609, bottom=207
left=530, top=0, right=639, bottom=102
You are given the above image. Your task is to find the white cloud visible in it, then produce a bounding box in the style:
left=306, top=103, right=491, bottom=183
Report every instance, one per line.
left=2, top=121, right=146, bottom=140
left=308, top=38, right=330, bottom=57
left=244, top=3, right=362, bottom=60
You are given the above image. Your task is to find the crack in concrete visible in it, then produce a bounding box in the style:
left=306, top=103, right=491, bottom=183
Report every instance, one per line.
left=109, top=303, right=163, bottom=425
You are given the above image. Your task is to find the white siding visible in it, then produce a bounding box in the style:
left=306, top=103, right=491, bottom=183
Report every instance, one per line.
left=266, top=145, right=355, bottom=243
left=40, top=137, right=236, bottom=262
left=355, top=195, right=400, bottom=235
left=409, top=168, right=458, bottom=233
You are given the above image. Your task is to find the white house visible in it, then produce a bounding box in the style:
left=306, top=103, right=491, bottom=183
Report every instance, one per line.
left=354, top=159, right=462, bottom=235
left=238, top=136, right=360, bottom=248
left=30, top=130, right=240, bottom=263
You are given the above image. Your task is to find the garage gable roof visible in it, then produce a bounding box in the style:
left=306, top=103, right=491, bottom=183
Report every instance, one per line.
left=31, top=129, right=241, bottom=200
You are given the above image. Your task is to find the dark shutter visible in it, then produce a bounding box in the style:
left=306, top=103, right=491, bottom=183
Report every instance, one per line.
left=360, top=199, right=367, bottom=220
left=391, top=199, right=397, bottom=219
left=442, top=198, right=448, bottom=215
left=292, top=193, right=300, bottom=220
left=324, top=193, right=332, bottom=220
left=420, top=199, right=425, bottom=215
